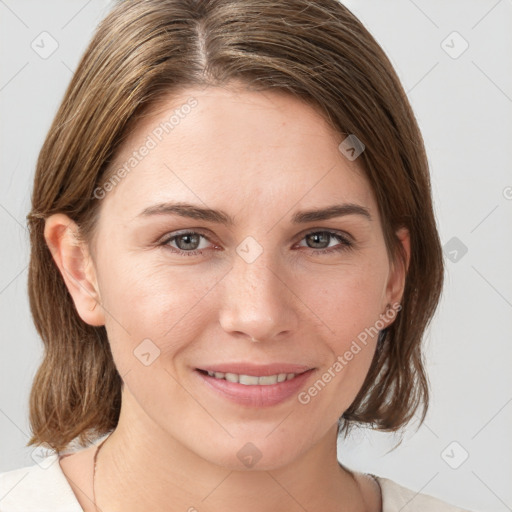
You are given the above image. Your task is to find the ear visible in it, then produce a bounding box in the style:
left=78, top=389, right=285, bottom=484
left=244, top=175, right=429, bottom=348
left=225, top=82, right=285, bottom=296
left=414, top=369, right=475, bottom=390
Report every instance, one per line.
left=382, top=226, right=410, bottom=319
left=44, top=213, right=105, bottom=327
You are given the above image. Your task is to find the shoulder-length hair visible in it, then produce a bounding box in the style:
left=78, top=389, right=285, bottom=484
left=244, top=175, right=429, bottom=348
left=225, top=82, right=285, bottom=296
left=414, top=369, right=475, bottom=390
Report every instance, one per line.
left=26, top=0, right=443, bottom=453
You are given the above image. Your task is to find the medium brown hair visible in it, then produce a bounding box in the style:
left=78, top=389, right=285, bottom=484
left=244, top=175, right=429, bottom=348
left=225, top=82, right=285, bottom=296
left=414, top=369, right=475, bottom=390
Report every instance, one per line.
left=26, top=0, right=444, bottom=453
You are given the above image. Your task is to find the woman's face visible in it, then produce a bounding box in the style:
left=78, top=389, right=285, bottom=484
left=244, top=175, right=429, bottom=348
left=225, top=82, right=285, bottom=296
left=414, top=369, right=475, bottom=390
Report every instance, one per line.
left=56, top=84, right=408, bottom=470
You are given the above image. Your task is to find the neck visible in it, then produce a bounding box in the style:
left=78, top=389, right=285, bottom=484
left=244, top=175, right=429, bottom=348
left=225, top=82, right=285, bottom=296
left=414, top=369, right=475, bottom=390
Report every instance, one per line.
left=94, top=390, right=368, bottom=511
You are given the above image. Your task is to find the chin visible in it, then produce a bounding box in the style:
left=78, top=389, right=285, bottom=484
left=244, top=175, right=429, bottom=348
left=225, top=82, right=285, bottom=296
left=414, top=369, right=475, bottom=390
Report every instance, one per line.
left=188, top=433, right=306, bottom=472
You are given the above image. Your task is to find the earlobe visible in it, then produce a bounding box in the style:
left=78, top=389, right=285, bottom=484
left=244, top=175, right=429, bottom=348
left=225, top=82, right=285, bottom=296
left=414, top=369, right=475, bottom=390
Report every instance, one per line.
left=44, top=213, right=105, bottom=327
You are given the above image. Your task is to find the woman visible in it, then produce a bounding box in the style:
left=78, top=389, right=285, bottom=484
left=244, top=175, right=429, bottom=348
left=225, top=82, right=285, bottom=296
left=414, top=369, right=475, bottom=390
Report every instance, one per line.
left=0, top=0, right=474, bottom=510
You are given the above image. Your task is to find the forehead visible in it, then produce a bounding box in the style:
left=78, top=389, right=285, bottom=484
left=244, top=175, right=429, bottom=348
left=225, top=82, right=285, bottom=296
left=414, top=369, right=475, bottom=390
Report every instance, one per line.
left=99, top=85, right=376, bottom=220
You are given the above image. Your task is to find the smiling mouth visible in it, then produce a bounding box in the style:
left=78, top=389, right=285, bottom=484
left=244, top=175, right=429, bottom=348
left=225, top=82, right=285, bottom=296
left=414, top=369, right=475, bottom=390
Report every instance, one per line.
left=195, top=366, right=315, bottom=406
left=197, top=369, right=299, bottom=386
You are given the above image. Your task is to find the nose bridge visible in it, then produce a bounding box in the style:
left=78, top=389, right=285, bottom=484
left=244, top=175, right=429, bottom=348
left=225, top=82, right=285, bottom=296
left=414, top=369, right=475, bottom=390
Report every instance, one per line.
left=218, top=235, right=297, bottom=340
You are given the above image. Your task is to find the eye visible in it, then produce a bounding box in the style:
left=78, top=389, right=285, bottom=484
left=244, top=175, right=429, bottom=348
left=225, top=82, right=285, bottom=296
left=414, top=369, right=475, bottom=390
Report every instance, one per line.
left=160, top=230, right=215, bottom=256
left=159, top=229, right=354, bottom=257
left=296, top=230, right=354, bottom=255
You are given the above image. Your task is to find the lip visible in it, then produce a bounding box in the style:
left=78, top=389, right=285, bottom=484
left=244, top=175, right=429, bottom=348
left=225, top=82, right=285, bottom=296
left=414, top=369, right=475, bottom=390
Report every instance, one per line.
left=197, top=363, right=312, bottom=376
left=194, top=364, right=315, bottom=407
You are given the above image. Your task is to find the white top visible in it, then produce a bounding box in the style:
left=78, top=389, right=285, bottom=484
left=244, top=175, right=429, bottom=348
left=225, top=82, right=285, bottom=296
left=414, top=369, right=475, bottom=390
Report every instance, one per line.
left=0, top=453, right=473, bottom=511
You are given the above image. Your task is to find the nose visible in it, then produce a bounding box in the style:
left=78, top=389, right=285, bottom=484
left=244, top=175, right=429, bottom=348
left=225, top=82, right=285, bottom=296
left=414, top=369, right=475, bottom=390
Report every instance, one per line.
left=218, top=244, right=299, bottom=343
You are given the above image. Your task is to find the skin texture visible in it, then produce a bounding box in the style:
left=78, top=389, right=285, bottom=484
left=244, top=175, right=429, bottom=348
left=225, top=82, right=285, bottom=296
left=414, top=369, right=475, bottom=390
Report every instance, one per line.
left=46, top=84, right=410, bottom=511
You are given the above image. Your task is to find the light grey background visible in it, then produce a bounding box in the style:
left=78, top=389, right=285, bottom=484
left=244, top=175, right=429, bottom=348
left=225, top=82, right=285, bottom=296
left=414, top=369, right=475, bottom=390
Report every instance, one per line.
left=1, top=1, right=511, bottom=511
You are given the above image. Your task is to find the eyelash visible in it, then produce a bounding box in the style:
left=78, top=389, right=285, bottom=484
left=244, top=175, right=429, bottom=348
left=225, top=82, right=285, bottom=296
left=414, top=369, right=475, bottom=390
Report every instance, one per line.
left=158, top=229, right=354, bottom=257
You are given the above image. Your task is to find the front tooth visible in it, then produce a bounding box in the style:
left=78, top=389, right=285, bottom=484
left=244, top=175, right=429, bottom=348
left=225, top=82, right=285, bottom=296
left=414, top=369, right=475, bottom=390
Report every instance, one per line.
left=277, top=373, right=287, bottom=382
left=239, top=374, right=260, bottom=385
left=207, top=371, right=215, bottom=377
left=214, top=372, right=225, bottom=379
left=286, top=373, right=296, bottom=380
left=224, top=372, right=239, bottom=383
left=259, top=375, right=279, bottom=385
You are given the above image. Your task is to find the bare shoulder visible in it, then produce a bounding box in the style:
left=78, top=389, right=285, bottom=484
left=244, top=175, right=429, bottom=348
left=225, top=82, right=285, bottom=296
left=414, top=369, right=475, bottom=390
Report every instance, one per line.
left=58, top=445, right=97, bottom=510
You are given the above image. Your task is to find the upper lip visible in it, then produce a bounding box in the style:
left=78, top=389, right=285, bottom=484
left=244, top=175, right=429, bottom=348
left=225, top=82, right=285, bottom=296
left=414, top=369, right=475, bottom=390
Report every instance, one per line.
left=196, top=363, right=313, bottom=376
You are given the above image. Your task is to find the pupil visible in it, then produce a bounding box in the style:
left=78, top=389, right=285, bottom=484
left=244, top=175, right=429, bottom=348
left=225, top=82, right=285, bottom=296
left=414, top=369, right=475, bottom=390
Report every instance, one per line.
left=178, top=234, right=199, bottom=250
left=308, top=232, right=329, bottom=249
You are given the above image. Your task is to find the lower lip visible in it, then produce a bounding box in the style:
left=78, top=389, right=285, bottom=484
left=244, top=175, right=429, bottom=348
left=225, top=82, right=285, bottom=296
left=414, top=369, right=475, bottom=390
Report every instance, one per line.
left=195, top=369, right=315, bottom=407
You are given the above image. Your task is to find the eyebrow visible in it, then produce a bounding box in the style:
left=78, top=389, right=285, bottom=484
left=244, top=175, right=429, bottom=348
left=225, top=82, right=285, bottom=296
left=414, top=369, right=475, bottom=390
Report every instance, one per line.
left=137, top=201, right=372, bottom=225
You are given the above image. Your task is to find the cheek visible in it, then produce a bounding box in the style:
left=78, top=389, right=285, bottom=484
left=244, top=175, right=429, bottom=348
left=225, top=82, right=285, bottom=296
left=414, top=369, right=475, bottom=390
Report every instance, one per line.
left=94, top=250, right=220, bottom=365
left=293, top=260, right=387, bottom=409
left=299, top=257, right=389, bottom=342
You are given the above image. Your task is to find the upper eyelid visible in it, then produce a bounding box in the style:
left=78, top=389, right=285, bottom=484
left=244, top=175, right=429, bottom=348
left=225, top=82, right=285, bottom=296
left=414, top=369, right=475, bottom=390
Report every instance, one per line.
left=297, top=228, right=353, bottom=242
